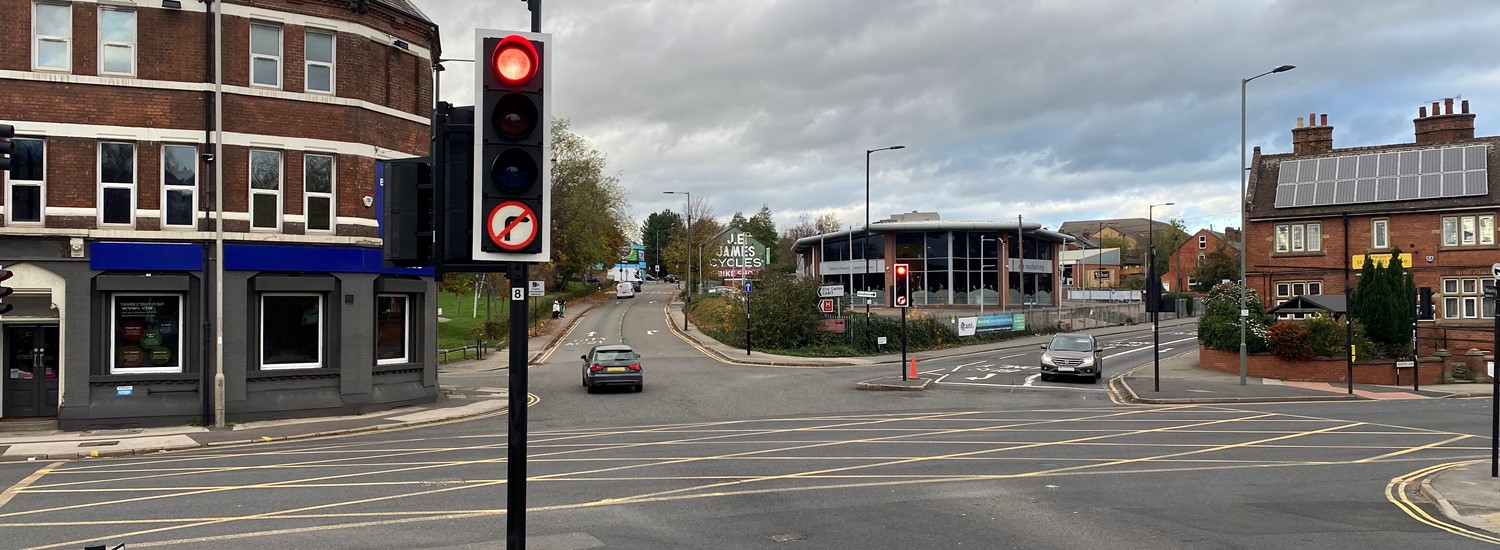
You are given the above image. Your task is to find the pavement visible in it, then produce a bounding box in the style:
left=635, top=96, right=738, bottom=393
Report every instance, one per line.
left=5, top=293, right=1500, bottom=539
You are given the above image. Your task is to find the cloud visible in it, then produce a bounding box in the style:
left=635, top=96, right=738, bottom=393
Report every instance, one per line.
left=416, top=0, right=1500, bottom=237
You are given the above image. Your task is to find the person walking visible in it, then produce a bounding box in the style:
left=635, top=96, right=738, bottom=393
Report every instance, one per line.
left=551, top=298, right=561, bottom=319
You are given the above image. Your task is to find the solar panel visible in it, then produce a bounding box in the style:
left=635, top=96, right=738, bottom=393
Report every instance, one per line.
left=1274, top=144, right=1489, bottom=209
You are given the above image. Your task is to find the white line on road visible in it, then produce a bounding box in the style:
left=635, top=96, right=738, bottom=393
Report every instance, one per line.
left=950, top=360, right=986, bottom=372
left=1024, top=374, right=1040, bottom=386
left=937, top=381, right=1109, bottom=392
left=995, top=353, right=1027, bottom=360
left=965, top=373, right=997, bottom=381
left=1104, top=336, right=1196, bottom=359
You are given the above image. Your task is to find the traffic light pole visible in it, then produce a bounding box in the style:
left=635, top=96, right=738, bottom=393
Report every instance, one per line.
left=509, top=7, right=540, bottom=550
left=900, top=307, right=908, bottom=381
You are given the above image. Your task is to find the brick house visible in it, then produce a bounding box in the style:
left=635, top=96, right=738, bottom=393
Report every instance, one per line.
left=0, top=0, right=438, bottom=428
left=1245, top=99, right=1496, bottom=355
left=1164, top=227, right=1240, bottom=293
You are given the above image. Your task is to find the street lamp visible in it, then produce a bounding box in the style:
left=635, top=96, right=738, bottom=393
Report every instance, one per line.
left=1241, top=64, right=1295, bottom=386
left=664, top=191, right=691, bottom=330
left=1149, top=202, right=1174, bottom=393
left=865, top=145, right=905, bottom=349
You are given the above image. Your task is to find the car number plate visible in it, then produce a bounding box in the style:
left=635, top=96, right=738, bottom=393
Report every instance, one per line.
left=1058, top=367, right=1075, bottom=372
left=606, top=367, right=628, bottom=373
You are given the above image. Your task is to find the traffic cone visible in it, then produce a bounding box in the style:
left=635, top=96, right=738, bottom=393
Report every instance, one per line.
left=908, top=357, right=917, bottom=379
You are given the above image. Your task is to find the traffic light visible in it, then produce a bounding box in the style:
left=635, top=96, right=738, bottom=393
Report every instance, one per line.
left=473, top=30, right=551, bottom=263
left=0, top=267, right=14, bottom=316
left=0, top=124, right=14, bottom=171
left=381, top=158, right=433, bottom=266
left=893, top=263, right=910, bottom=308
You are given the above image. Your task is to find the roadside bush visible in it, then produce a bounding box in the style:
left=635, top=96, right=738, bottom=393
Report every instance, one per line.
left=1304, top=313, right=1344, bottom=357
left=1267, top=322, right=1315, bottom=361
left=1198, top=281, right=1270, bottom=353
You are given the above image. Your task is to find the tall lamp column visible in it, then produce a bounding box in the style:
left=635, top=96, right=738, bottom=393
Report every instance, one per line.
left=1239, top=64, right=1295, bottom=385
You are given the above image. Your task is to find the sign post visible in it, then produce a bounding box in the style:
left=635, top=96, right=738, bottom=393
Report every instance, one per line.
left=745, top=280, right=752, bottom=356
left=1493, top=263, right=1499, bottom=477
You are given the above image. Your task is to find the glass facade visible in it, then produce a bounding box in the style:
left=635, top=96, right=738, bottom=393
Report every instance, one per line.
left=814, top=228, right=1058, bottom=308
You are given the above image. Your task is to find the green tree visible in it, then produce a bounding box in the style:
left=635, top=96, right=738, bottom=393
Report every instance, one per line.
left=1151, top=218, right=1190, bottom=275
left=1190, top=244, right=1239, bottom=291
left=1350, top=248, right=1414, bottom=357
left=641, top=210, right=681, bottom=278
left=1198, top=281, right=1271, bottom=353
left=549, top=119, right=630, bottom=285
left=744, top=205, right=779, bottom=264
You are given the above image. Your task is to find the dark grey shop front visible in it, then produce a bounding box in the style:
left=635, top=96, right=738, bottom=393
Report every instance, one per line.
left=0, top=238, right=437, bottom=430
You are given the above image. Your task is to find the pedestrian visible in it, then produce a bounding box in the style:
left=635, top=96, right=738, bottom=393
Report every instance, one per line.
left=558, top=298, right=566, bottom=318
left=551, top=298, right=561, bottom=319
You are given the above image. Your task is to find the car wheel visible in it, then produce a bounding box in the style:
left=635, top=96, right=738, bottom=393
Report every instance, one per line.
left=633, top=384, right=643, bottom=393
left=1087, top=375, right=1099, bottom=384
left=585, top=385, right=597, bottom=394
left=1095, top=372, right=1103, bottom=381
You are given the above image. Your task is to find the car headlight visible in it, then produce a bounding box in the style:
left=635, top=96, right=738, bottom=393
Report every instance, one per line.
left=1079, top=357, right=1095, bottom=366
left=1040, top=353, right=1054, bottom=366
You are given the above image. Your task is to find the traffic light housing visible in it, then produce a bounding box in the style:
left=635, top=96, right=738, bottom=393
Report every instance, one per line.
left=893, top=263, right=910, bottom=308
left=0, top=124, right=14, bottom=172
left=381, top=158, right=433, bottom=266
left=0, top=267, right=14, bottom=316
left=473, top=30, right=551, bottom=263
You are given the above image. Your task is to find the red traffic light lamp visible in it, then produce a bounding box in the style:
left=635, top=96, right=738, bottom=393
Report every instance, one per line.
left=492, top=35, right=538, bottom=85
left=893, top=263, right=910, bottom=308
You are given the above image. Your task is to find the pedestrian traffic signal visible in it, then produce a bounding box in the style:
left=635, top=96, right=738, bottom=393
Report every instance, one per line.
left=473, top=30, right=551, bottom=263
left=893, top=263, right=910, bottom=308
left=0, top=267, right=14, bottom=316
left=0, top=124, right=15, bottom=171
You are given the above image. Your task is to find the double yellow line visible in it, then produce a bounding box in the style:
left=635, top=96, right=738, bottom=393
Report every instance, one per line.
left=1386, top=460, right=1500, bottom=544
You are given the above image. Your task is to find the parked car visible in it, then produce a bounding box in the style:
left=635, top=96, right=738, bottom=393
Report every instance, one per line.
left=632, top=280, right=643, bottom=292
left=616, top=281, right=636, bottom=299
left=664, top=275, right=679, bottom=283
left=1039, top=332, right=1104, bottom=383
left=582, top=344, right=643, bottom=393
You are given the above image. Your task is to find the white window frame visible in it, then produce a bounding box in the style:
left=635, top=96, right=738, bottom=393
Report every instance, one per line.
left=97, top=6, right=135, bottom=77
left=161, top=144, right=198, bottom=229
left=303, top=154, right=335, bottom=233
left=260, top=293, right=323, bottom=370
left=1372, top=219, right=1389, bottom=249
left=1275, top=222, right=1320, bottom=253
left=304, top=29, right=335, bottom=94
left=1441, top=277, right=1495, bottom=319
left=32, top=2, right=72, bottom=72
left=6, top=137, right=46, bottom=225
left=1291, top=224, right=1305, bottom=252
left=1198, top=235, right=1207, bottom=249
left=249, top=150, right=282, bottom=231
left=375, top=294, right=410, bottom=365
left=1306, top=223, right=1321, bottom=251
left=249, top=22, right=282, bottom=88
left=1196, top=253, right=1205, bottom=266
left=97, top=141, right=136, bottom=227
left=109, top=293, right=185, bottom=374
left=1462, top=216, right=1477, bottom=246
left=1275, top=224, right=1290, bottom=252
left=1484, top=216, right=1497, bottom=246
left=1274, top=280, right=1323, bottom=320
left=1443, top=217, right=1459, bottom=246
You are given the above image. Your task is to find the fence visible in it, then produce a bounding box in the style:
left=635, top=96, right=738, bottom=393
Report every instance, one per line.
left=937, top=298, right=1194, bottom=336
left=439, top=340, right=493, bottom=363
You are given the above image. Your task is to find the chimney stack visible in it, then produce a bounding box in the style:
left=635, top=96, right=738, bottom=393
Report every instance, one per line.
left=1292, top=112, right=1334, bottom=155
left=1414, top=97, right=1477, bottom=144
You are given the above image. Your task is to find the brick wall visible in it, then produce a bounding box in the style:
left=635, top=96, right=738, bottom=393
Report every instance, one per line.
left=1165, top=229, right=1236, bottom=292
left=0, top=0, right=430, bottom=238
left=1199, top=345, right=1445, bottom=385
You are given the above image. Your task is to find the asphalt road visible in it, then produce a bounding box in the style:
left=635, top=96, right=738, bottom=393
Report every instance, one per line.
left=0, top=282, right=1493, bottom=549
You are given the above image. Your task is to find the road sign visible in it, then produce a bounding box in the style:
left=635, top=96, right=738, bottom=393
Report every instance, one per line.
left=745, top=281, right=753, bottom=293
left=818, top=285, right=845, bottom=298
left=1492, top=262, right=1500, bottom=280
left=855, top=291, right=878, bottom=298
left=528, top=280, right=545, bottom=296
left=485, top=201, right=539, bottom=251
left=819, top=298, right=835, bottom=313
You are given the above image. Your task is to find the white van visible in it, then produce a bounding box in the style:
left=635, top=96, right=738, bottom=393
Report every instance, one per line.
left=616, top=281, right=636, bottom=299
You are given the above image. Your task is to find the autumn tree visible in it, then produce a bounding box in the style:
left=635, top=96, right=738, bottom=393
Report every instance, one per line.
left=548, top=119, right=630, bottom=285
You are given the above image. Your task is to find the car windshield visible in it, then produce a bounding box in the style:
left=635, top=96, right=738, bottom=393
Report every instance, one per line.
left=594, top=350, right=635, bottom=361
left=1049, top=336, right=1093, bottom=352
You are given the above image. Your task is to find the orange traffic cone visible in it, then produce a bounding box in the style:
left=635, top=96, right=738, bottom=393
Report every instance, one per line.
left=908, top=357, right=918, bottom=379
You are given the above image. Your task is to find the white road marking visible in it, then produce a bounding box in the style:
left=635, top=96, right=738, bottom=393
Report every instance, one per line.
left=950, top=360, right=986, bottom=372
left=995, top=353, right=1028, bottom=360
left=1023, top=374, right=1040, bottom=386
left=1103, top=336, right=1196, bottom=359
left=965, top=373, right=997, bottom=381
left=937, top=381, right=1108, bottom=392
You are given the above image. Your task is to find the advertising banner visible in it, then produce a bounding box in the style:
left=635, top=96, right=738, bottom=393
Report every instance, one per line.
left=975, top=314, right=1013, bottom=334
left=957, top=317, right=977, bottom=336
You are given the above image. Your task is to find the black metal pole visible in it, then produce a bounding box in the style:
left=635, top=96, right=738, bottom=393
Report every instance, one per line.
left=1150, top=215, right=1159, bottom=392
left=900, top=307, right=908, bottom=381
left=1492, top=302, right=1498, bottom=478
left=745, top=284, right=751, bottom=356
left=1413, top=280, right=1420, bottom=392
left=865, top=151, right=872, bottom=352
left=1344, top=214, right=1353, bottom=395
left=507, top=265, right=529, bottom=549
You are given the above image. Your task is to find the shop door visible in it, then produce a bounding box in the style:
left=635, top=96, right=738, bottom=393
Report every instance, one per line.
left=3, top=325, right=60, bottom=417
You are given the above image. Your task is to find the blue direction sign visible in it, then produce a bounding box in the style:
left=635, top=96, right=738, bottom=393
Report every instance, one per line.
left=744, top=281, right=753, bottom=293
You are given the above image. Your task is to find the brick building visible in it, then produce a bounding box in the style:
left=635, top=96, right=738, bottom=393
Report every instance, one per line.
left=1246, top=99, right=1496, bottom=354
left=0, top=0, right=438, bottom=428
left=1163, top=227, right=1239, bottom=293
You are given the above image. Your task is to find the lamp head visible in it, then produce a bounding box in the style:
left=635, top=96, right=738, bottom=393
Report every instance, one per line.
left=1273, top=64, right=1295, bottom=73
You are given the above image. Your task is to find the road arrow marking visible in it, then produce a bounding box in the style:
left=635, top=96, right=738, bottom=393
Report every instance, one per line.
left=587, top=332, right=597, bottom=337
left=965, top=373, right=997, bottom=381
left=1024, top=374, right=1040, bottom=386
left=646, top=330, right=658, bottom=335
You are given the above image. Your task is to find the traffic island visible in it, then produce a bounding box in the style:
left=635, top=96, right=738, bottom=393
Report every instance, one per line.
left=856, top=377, right=934, bottom=391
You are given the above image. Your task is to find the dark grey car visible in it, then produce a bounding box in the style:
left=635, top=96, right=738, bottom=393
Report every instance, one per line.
left=582, top=344, right=643, bottom=393
left=1039, top=332, right=1104, bottom=383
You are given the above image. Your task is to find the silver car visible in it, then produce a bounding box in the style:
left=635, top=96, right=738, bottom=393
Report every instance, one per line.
left=582, top=344, right=643, bottom=393
left=1039, top=332, right=1104, bottom=383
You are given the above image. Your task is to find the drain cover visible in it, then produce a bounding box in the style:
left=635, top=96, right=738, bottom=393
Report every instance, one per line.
left=771, top=534, right=806, bottom=543
left=79, top=441, right=120, bottom=447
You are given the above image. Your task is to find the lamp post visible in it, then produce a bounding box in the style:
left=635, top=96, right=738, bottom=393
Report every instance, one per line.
left=1149, top=202, right=1174, bottom=392
left=664, top=191, right=691, bottom=330
left=865, top=145, right=905, bottom=349
left=1240, top=64, right=1295, bottom=386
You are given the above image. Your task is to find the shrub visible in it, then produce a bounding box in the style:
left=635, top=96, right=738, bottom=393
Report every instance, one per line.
left=1304, top=313, right=1344, bottom=357
left=1198, top=281, right=1271, bottom=353
left=1267, top=322, right=1315, bottom=361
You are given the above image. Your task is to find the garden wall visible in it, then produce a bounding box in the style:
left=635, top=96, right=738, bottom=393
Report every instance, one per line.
left=1199, top=346, right=1449, bottom=385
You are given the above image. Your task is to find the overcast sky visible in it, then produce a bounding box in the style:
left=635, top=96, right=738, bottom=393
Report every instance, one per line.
left=414, top=0, right=1500, bottom=238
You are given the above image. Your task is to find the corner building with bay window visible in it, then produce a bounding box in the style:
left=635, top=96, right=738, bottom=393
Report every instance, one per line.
left=0, top=0, right=439, bottom=429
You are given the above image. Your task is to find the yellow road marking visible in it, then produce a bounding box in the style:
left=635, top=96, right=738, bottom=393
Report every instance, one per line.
left=1357, top=434, right=1474, bottom=464
left=1385, top=460, right=1500, bottom=545
left=0, top=461, right=61, bottom=510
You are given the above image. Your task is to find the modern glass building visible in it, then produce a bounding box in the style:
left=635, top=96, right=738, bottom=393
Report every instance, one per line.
left=793, top=214, right=1070, bottom=308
